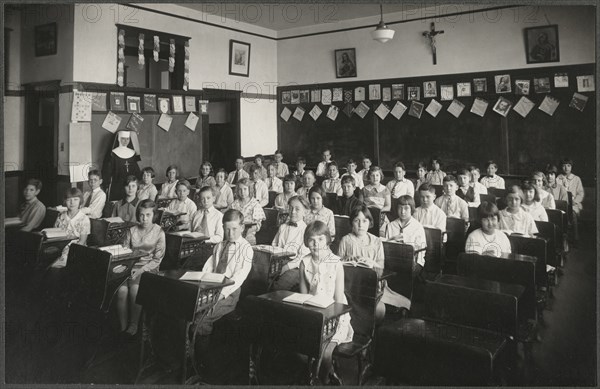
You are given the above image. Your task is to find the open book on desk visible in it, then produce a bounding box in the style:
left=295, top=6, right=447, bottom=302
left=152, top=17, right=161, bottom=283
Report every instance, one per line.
left=41, top=228, right=71, bottom=240
left=179, top=271, right=226, bottom=283
left=342, top=260, right=374, bottom=268
left=253, top=244, right=295, bottom=256
left=100, top=244, right=133, bottom=257
left=102, top=216, right=125, bottom=223
left=283, top=293, right=334, bottom=308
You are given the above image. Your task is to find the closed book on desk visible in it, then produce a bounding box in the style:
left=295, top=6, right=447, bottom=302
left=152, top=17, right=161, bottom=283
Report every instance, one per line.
left=41, top=228, right=70, bottom=239
left=179, top=271, right=226, bottom=283
left=170, top=231, right=208, bottom=239
left=283, top=292, right=334, bottom=308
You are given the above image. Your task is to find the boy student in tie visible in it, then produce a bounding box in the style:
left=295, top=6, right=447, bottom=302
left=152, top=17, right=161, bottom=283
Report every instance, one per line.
left=481, top=160, right=505, bottom=189
left=19, top=179, right=46, bottom=232
left=358, top=155, right=372, bottom=186
left=456, top=168, right=481, bottom=207
left=196, top=209, right=253, bottom=356
left=336, top=175, right=363, bottom=217
left=81, top=170, right=107, bottom=219
left=425, top=156, right=446, bottom=185
left=292, top=156, right=307, bottom=188
left=214, top=169, right=234, bottom=211
left=273, top=150, right=289, bottom=178
left=341, top=158, right=364, bottom=189
left=227, top=156, right=249, bottom=186
left=274, top=174, right=298, bottom=211
left=137, top=167, right=158, bottom=202
left=249, top=165, right=269, bottom=207
left=111, top=175, right=140, bottom=222
left=253, top=154, right=268, bottom=181
left=556, top=157, right=584, bottom=240
left=414, top=183, right=446, bottom=233
left=265, top=163, right=283, bottom=193
left=297, top=170, right=316, bottom=200
left=316, top=148, right=333, bottom=177
left=191, top=186, right=224, bottom=243
left=386, top=161, right=414, bottom=199
left=322, top=162, right=343, bottom=196
left=271, top=196, right=311, bottom=291
left=469, top=165, right=488, bottom=195
left=166, top=180, right=197, bottom=231
left=435, top=175, right=469, bottom=223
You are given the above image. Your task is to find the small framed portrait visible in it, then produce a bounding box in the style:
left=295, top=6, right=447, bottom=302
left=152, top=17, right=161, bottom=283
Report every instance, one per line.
left=300, top=90, right=310, bottom=103
left=492, top=96, right=512, bottom=117
left=440, top=85, right=454, bottom=101
left=457, top=82, right=471, bottom=97
left=533, top=77, right=551, bottom=93
left=126, top=96, right=141, bottom=113
left=576, top=75, right=595, bottom=92
left=282, top=91, right=291, bottom=104
left=158, top=97, right=171, bottom=114
left=229, top=40, right=251, bottom=77
left=291, top=90, right=300, bottom=104
left=391, top=84, right=404, bottom=100
left=423, top=81, right=437, bottom=98
left=35, top=23, right=57, bottom=57
left=407, top=86, right=421, bottom=101
left=515, top=80, right=530, bottom=95
left=473, top=78, right=487, bottom=93
left=172, top=95, right=184, bottom=113
left=495, top=74, right=512, bottom=93
left=525, top=25, right=559, bottom=64
left=335, top=48, right=357, bottom=78
left=369, top=84, right=381, bottom=100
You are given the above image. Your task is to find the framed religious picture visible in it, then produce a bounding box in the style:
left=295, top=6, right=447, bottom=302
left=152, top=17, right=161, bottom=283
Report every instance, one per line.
left=158, top=97, right=171, bottom=114
left=229, top=40, right=251, bottom=77
left=423, top=81, right=437, bottom=98
left=35, top=23, right=57, bottom=57
left=407, top=86, right=421, bottom=101
left=525, top=25, right=559, bottom=64
left=495, top=74, right=512, bottom=93
left=335, top=48, right=357, bottom=78
left=473, top=78, right=487, bottom=93
left=456, top=82, right=471, bottom=97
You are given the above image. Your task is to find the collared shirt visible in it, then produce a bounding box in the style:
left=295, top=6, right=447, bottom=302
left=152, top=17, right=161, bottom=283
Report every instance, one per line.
left=416, top=178, right=427, bottom=192
left=124, top=223, right=166, bottom=274
left=337, top=232, right=384, bottom=269
left=191, top=206, right=224, bottom=244
left=341, top=172, right=364, bottom=189
left=426, top=170, right=446, bottom=185
left=546, top=183, right=568, bottom=202
left=435, top=195, right=469, bottom=222
left=203, top=237, right=254, bottom=298
left=358, top=169, right=370, bottom=186
left=137, top=183, right=158, bottom=202
left=274, top=191, right=297, bottom=211
left=251, top=179, right=269, bottom=207
left=19, top=197, right=46, bottom=232
left=253, top=165, right=268, bottom=181
left=272, top=219, right=310, bottom=267
left=159, top=180, right=179, bottom=199
left=465, top=229, right=511, bottom=257
left=322, top=176, right=343, bottom=196
left=498, top=208, right=538, bottom=237
left=384, top=217, right=427, bottom=266
left=112, top=197, right=140, bottom=222
left=316, top=161, right=330, bottom=177
left=227, top=169, right=249, bottom=185
left=362, top=184, right=390, bottom=210
left=82, top=187, right=107, bottom=219
left=557, top=173, right=584, bottom=211
left=296, top=185, right=313, bottom=200
left=386, top=178, right=415, bottom=199
left=481, top=175, right=505, bottom=189
left=167, top=197, right=198, bottom=221
left=538, top=189, right=556, bottom=209
left=273, top=162, right=289, bottom=178
left=521, top=202, right=548, bottom=222
left=414, top=204, right=447, bottom=232
left=230, top=198, right=266, bottom=225
left=264, top=176, right=283, bottom=193
left=472, top=182, right=488, bottom=196
left=214, top=184, right=234, bottom=210
left=304, top=207, right=335, bottom=237
left=456, top=186, right=480, bottom=207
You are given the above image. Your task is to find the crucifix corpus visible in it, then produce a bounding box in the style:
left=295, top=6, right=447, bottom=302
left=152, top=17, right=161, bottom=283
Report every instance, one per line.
left=422, top=22, right=444, bottom=65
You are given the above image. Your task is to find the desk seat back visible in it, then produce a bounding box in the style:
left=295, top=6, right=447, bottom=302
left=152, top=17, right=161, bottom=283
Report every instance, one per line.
left=367, top=207, right=382, bottom=237
left=546, top=208, right=567, bottom=237
left=255, top=208, right=279, bottom=244
left=424, top=276, right=521, bottom=337
left=423, top=227, right=444, bottom=274
left=332, top=215, right=351, bottom=254
left=89, top=218, right=109, bottom=247
left=343, top=266, right=379, bottom=341
left=325, top=193, right=338, bottom=211
left=508, top=235, right=548, bottom=289
left=488, top=188, right=507, bottom=199
left=5, top=230, right=44, bottom=271
left=479, top=193, right=496, bottom=205
left=39, top=208, right=60, bottom=230
left=267, top=191, right=277, bottom=208
left=457, top=252, right=536, bottom=322
left=432, top=185, right=443, bottom=198
left=388, top=197, right=399, bottom=221
left=445, top=218, right=466, bottom=261
left=65, top=244, right=111, bottom=310
left=535, top=220, right=559, bottom=267
left=382, top=241, right=415, bottom=300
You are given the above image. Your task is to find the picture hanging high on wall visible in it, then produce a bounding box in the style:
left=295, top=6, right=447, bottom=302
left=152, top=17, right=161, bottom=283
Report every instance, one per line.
left=525, top=25, right=559, bottom=64
left=229, top=40, right=251, bottom=77
left=335, top=48, right=357, bottom=78
left=35, top=23, right=57, bottom=56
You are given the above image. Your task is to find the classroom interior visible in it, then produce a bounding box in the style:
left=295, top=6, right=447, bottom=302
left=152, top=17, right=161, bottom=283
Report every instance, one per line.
left=2, top=2, right=598, bottom=386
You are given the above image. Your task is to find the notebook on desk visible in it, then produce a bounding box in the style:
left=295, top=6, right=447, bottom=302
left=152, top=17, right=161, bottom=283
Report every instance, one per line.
left=283, top=293, right=334, bottom=308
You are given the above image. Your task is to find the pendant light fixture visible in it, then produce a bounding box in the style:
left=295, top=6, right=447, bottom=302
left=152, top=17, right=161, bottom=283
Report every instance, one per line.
left=371, top=3, right=395, bottom=43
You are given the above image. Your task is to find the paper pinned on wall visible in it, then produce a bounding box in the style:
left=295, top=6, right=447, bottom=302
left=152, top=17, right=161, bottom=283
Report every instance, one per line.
left=126, top=112, right=144, bottom=132
left=71, top=91, right=93, bottom=122
left=354, top=87, right=365, bottom=102
left=513, top=96, right=535, bottom=117
left=538, top=95, right=560, bottom=116
left=354, top=102, right=370, bottom=118
left=332, top=88, right=343, bottom=102
left=374, top=103, right=390, bottom=120
left=280, top=107, right=292, bottom=122
left=158, top=113, right=173, bottom=131
left=569, top=92, right=588, bottom=112
left=321, top=89, right=332, bottom=105
left=68, top=122, right=92, bottom=183
left=470, top=98, right=489, bottom=117
left=185, top=112, right=199, bottom=131
left=382, top=87, right=391, bottom=102
left=390, top=101, right=408, bottom=119
left=309, top=105, right=323, bottom=121
left=425, top=99, right=443, bottom=117
left=326, top=105, right=339, bottom=121
left=91, top=92, right=107, bottom=111
left=102, top=111, right=122, bottom=133
left=447, top=99, right=465, bottom=118
left=293, top=106, right=306, bottom=121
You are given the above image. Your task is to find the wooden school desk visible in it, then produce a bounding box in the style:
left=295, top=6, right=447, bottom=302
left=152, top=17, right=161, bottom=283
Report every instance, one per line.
left=162, top=232, right=210, bottom=270
left=245, top=245, right=295, bottom=295
left=242, top=290, right=351, bottom=385
left=135, top=271, right=234, bottom=384
left=89, top=218, right=137, bottom=247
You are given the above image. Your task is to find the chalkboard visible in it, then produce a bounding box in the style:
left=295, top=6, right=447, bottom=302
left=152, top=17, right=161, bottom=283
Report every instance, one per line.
left=277, top=63, right=595, bottom=182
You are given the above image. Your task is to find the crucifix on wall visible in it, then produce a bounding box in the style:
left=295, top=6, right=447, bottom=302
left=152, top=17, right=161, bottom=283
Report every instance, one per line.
left=422, top=22, right=444, bottom=65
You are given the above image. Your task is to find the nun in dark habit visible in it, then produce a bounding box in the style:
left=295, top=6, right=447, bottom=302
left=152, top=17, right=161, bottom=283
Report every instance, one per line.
left=102, top=130, right=142, bottom=201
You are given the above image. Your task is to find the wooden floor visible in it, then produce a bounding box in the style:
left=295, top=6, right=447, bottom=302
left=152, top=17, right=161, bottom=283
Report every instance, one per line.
left=4, top=222, right=597, bottom=385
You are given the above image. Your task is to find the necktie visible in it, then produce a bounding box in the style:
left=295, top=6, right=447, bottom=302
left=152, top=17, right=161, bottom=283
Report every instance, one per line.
left=233, top=171, right=239, bottom=184
left=85, top=192, right=93, bottom=207
left=268, top=179, right=273, bottom=190
left=215, top=242, right=231, bottom=274
left=391, top=182, right=397, bottom=198
left=200, top=209, right=209, bottom=235
left=287, top=221, right=298, bottom=227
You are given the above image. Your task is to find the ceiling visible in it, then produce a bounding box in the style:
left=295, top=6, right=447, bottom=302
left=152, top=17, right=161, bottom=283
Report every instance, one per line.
left=177, top=3, right=422, bottom=31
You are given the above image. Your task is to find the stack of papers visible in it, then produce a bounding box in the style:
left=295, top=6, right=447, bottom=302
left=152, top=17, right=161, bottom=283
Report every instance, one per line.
left=283, top=293, right=334, bottom=308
